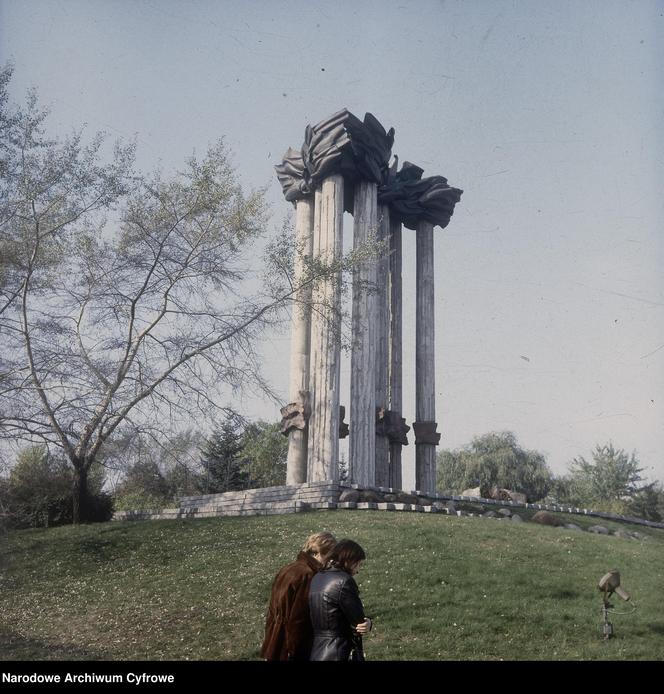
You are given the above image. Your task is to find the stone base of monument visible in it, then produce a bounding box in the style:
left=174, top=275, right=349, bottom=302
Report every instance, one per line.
left=112, top=481, right=664, bottom=530
left=112, top=481, right=341, bottom=521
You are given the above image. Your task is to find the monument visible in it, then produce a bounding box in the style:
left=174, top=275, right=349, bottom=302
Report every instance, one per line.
left=277, top=109, right=462, bottom=495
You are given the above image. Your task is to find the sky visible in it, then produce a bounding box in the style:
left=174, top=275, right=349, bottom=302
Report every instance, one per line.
left=1, top=0, right=663, bottom=489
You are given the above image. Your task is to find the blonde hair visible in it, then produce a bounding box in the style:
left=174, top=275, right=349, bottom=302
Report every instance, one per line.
left=302, top=532, right=337, bottom=558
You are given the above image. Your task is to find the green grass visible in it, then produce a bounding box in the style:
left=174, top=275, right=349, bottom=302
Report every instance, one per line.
left=1, top=510, right=663, bottom=661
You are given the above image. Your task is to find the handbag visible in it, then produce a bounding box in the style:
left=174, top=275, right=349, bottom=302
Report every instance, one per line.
left=349, top=634, right=365, bottom=662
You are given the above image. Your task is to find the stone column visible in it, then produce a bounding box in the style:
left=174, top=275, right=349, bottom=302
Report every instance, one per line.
left=285, top=198, right=314, bottom=485
left=374, top=205, right=390, bottom=488
left=307, top=175, right=344, bottom=482
left=414, top=220, right=440, bottom=494
left=349, top=180, right=378, bottom=486
left=388, top=217, right=404, bottom=491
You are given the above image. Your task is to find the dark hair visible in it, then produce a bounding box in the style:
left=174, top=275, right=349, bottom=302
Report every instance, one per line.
left=326, top=539, right=366, bottom=574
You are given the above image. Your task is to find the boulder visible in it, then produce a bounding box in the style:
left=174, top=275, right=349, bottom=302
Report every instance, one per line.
left=359, top=489, right=383, bottom=503
left=564, top=523, right=583, bottom=532
left=511, top=514, right=523, bottom=522
left=461, top=487, right=482, bottom=498
left=497, top=508, right=512, bottom=517
left=396, top=492, right=419, bottom=505
left=339, top=489, right=360, bottom=503
left=487, top=487, right=527, bottom=504
left=487, top=486, right=511, bottom=501
left=588, top=525, right=609, bottom=535
left=531, top=510, right=564, bottom=527
left=613, top=530, right=633, bottom=540
left=483, top=510, right=498, bottom=518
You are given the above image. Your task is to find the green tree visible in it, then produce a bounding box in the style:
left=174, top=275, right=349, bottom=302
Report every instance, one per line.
left=106, top=428, right=205, bottom=505
left=545, top=475, right=580, bottom=507
left=560, top=443, right=647, bottom=514
left=200, top=418, right=249, bottom=493
left=626, top=481, right=664, bottom=522
left=241, top=420, right=288, bottom=488
left=159, top=429, right=206, bottom=498
left=338, top=452, right=349, bottom=484
left=6, top=446, right=68, bottom=527
left=0, top=477, right=11, bottom=532
left=164, top=462, right=205, bottom=499
left=436, top=431, right=553, bottom=502
left=3, top=445, right=110, bottom=528
left=113, top=459, right=171, bottom=511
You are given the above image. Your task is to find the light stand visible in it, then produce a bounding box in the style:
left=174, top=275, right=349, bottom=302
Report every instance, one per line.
left=601, top=595, right=614, bottom=640
left=597, top=570, right=630, bottom=640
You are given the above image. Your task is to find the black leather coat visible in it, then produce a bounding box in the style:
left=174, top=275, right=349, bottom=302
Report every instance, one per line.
left=308, top=568, right=366, bottom=661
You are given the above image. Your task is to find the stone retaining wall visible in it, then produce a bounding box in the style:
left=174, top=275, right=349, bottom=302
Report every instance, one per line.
left=112, top=481, right=341, bottom=521
left=112, top=482, right=664, bottom=530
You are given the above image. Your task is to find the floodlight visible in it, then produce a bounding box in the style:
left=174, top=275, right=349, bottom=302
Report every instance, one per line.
left=597, top=569, right=632, bottom=640
left=598, top=570, right=630, bottom=603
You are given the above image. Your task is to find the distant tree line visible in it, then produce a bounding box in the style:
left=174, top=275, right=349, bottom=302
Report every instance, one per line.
left=0, top=413, right=287, bottom=530
left=3, top=425, right=662, bottom=531
left=436, top=431, right=664, bottom=522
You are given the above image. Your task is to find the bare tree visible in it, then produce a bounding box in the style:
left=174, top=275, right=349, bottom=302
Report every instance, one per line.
left=0, top=70, right=379, bottom=522
left=0, top=64, right=136, bottom=319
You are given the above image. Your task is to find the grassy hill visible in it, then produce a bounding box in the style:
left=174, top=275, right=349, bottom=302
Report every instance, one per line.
left=1, top=509, right=663, bottom=661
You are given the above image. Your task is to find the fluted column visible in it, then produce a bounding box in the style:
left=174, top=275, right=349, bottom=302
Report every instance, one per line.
left=349, top=180, right=377, bottom=486
left=374, top=205, right=390, bottom=487
left=308, top=175, right=344, bottom=482
left=285, top=198, right=314, bottom=484
left=388, top=217, right=404, bottom=490
left=415, top=220, right=439, bottom=494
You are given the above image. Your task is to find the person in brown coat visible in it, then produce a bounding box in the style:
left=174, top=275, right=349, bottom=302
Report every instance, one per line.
left=261, top=531, right=337, bottom=661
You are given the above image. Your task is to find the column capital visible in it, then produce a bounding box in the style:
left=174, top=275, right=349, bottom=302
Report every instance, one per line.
left=376, top=408, right=410, bottom=445
left=412, top=420, right=441, bottom=446
left=280, top=392, right=311, bottom=435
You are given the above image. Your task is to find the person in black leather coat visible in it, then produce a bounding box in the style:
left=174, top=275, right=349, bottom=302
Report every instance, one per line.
left=308, top=539, right=373, bottom=661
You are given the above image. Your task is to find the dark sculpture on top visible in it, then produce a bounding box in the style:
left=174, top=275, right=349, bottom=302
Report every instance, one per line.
left=378, top=159, right=463, bottom=231
left=275, top=109, right=395, bottom=204
left=276, top=109, right=462, bottom=230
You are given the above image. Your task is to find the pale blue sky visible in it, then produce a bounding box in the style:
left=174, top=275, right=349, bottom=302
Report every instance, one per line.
left=2, top=0, right=663, bottom=487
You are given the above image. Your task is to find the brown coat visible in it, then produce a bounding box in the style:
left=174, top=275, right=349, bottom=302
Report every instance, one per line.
left=261, top=551, right=320, bottom=661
